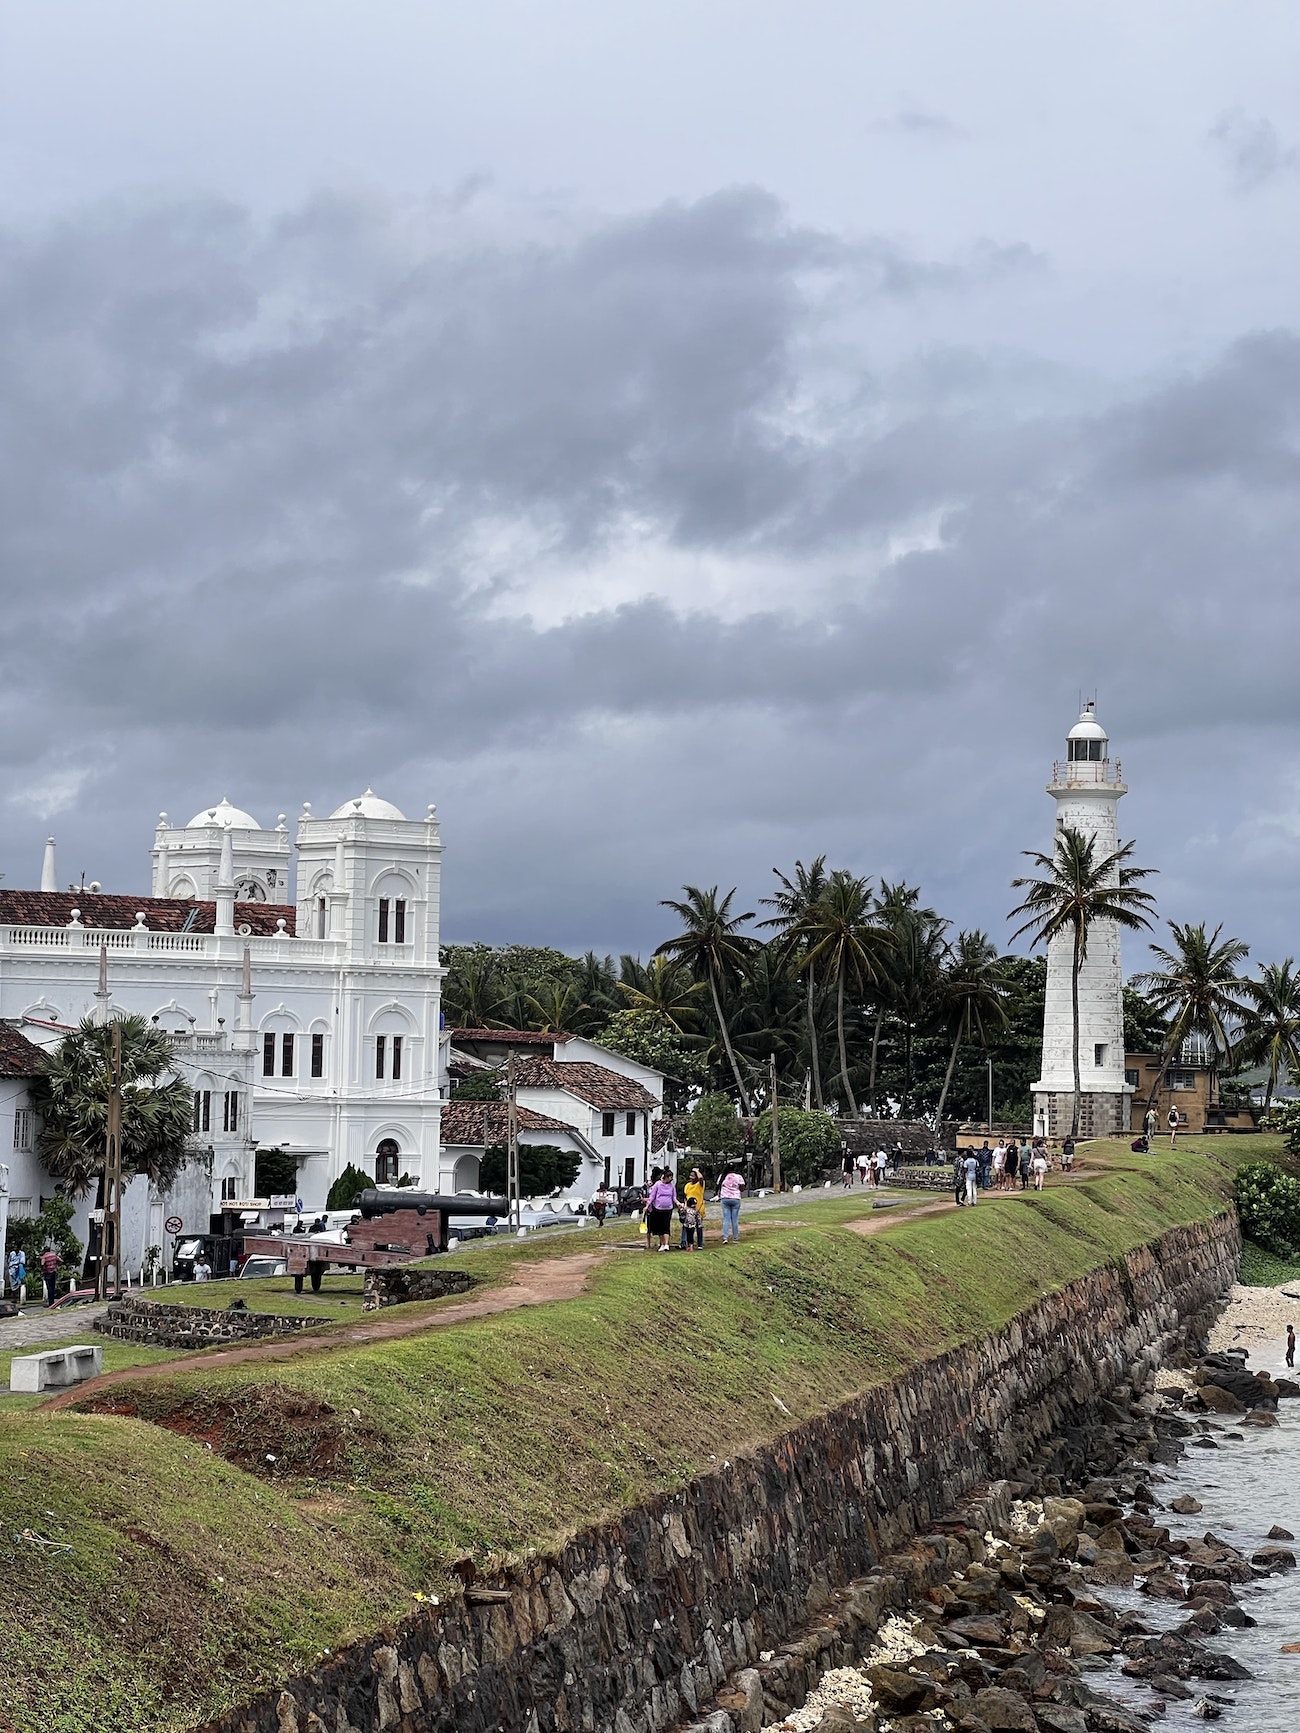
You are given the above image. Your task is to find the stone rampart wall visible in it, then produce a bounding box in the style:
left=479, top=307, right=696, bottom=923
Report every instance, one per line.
left=194, top=1210, right=1240, bottom=1733
left=94, top=1296, right=312, bottom=1350
left=361, top=1267, right=474, bottom=1311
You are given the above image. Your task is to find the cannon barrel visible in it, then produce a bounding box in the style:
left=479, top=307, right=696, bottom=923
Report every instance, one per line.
left=357, top=1189, right=508, bottom=1220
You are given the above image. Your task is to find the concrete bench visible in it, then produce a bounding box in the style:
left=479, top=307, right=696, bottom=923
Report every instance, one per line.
left=9, top=1344, right=103, bottom=1394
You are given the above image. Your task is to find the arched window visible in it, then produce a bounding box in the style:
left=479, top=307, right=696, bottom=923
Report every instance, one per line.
left=375, top=1138, right=401, bottom=1185
left=374, top=875, right=413, bottom=945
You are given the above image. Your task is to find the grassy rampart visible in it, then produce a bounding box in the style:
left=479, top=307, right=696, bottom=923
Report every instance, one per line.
left=0, top=1139, right=1243, bottom=1733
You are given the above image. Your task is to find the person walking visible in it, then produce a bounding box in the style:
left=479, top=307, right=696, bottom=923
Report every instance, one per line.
left=1168, top=1108, right=1179, bottom=1147
left=1032, top=1147, right=1048, bottom=1190
left=991, top=1142, right=1005, bottom=1191
left=1143, top=1106, right=1158, bottom=1144
left=977, top=1141, right=992, bottom=1190
left=683, top=1167, right=707, bottom=1245
left=1019, top=1140, right=1032, bottom=1190
left=678, top=1194, right=701, bottom=1251
left=840, top=1146, right=855, bottom=1189
left=963, top=1150, right=979, bottom=1207
left=1061, top=1134, right=1075, bottom=1172
left=193, top=1255, right=212, bottom=1282
left=1288, top=1325, right=1296, bottom=1370
left=7, top=1245, right=26, bottom=1302
left=39, top=1245, right=60, bottom=1307
left=645, top=1170, right=678, bottom=1253
left=874, top=1149, right=889, bottom=1188
left=855, top=1149, right=869, bottom=1187
left=719, top=1165, right=745, bottom=1242
left=953, top=1150, right=966, bottom=1205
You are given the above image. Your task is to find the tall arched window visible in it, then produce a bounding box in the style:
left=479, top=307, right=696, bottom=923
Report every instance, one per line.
left=375, top=1138, right=401, bottom=1185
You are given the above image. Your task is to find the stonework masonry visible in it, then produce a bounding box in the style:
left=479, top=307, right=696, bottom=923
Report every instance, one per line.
left=95, top=1295, right=313, bottom=1351
left=192, top=1207, right=1239, bottom=1733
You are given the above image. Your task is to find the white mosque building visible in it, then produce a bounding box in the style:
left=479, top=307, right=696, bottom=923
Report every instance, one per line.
left=0, top=792, right=449, bottom=1259
left=1030, top=704, right=1133, bottom=1139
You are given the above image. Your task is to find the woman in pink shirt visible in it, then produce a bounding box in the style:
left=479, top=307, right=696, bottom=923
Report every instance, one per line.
left=719, top=1166, right=745, bottom=1243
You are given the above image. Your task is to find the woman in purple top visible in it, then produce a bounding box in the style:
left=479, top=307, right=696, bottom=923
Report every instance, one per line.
left=719, top=1165, right=745, bottom=1243
left=645, top=1171, right=679, bottom=1252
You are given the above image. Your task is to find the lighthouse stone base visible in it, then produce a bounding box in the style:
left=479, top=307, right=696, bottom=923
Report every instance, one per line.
left=1033, top=1089, right=1132, bottom=1141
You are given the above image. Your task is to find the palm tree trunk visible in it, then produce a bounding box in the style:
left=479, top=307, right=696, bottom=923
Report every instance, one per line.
left=934, top=1024, right=963, bottom=1130
left=1070, top=924, right=1083, bottom=1139
left=1263, top=1060, right=1276, bottom=1119
left=709, top=968, right=752, bottom=1116
left=806, top=964, right=824, bottom=1110
left=868, top=1008, right=883, bottom=1116
left=836, top=965, right=857, bottom=1116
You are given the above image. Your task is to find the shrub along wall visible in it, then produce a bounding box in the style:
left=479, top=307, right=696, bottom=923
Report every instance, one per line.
left=194, top=1209, right=1239, bottom=1733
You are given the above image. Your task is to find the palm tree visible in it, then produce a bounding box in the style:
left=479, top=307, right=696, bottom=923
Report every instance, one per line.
left=1133, top=921, right=1250, bottom=1111
left=655, top=886, right=757, bottom=1112
left=617, top=955, right=707, bottom=1033
left=1009, top=827, right=1157, bottom=1137
left=888, top=906, right=951, bottom=1118
left=803, top=871, right=893, bottom=1117
left=1234, top=959, right=1300, bottom=1117
left=31, top=1014, right=195, bottom=1196
left=759, top=856, right=830, bottom=1108
left=866, top=882, right=940, bottom=1115
left=523, top=981, right=590, bottom=1035
left=932, top=931, right=1016, bottom=1129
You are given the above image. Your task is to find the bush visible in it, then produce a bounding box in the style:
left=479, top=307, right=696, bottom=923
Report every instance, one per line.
left=325, top=1164, right=373, bottom=1211
left=6, top=1194, right=83, bottom=1282
left=752, top=1107, right=843, bottom=1187
left=1262, top=1100, right=1300, bottom=1155
left=450, top=1068, right=503, bottom=1101
left=1234, top=1160, right=1300, bottom=1257
left=478, top=1143, right=581, bottom=1198
left=254, top=1146, right=299, bottom=1198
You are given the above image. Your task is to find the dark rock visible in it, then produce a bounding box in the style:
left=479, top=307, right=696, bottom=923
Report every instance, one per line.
left=1273, top=1377, right=1300, bottom=1397
left=969, top=1686, right=1036, bottom=1730
left=1194, top=1652, right=1252, bottom=1681
left=1170, top=1495, right=1203, bottom=1515
left=944, top=1615, right=1007, bottom=1647
left=862, top=1667, right=933, bottom=1715
left=1195, top=1384, right=1245, bottom=1414
left=1251, top=1544, right=1297, bottom=1571
left=1268, top=1524, right=1295, bottom=1540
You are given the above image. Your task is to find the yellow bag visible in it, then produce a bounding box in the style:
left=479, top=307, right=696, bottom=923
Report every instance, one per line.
left=638, top=1218, right=648, bottom=1235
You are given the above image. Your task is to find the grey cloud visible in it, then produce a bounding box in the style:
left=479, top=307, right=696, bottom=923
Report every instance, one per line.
left=0, top=187, right=1298, bottom=965
left=868, top=108, right=968, bottom=140
left=1210, top=110, right=1300, bottom=191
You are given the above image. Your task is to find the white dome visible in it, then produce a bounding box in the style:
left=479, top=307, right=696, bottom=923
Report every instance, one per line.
left=330, top=787, right=406, bottom=821
left=186, top=796, right=261, bottom=830
left=1066, top=705, right=1108, bottom=743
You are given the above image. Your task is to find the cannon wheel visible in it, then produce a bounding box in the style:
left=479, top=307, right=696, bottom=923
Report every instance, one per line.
left=308, top=1260, right=324, bottom=1292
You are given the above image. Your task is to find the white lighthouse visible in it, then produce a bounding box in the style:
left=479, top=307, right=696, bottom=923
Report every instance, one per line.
left=1031, top=703, right=1133, bottom=1139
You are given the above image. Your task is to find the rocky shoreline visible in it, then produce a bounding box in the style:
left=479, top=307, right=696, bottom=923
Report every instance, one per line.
left=709, top=1342, right=1297, bottom=1733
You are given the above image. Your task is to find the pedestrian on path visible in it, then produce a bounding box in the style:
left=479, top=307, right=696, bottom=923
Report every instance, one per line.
left=590, top=1182, right=611, bottom=1224
left=1061, top=1135, right=1075, bottom=1172
left=683, top=1168, right=707, bottom=1245
left=1144, top=1106, right=1158, bottom=1143
left=7, top=1246, right=26, bottom=1301
left=953, top=1151, right=966, bottom=1206
left=645, top=1170, right=678, bottom=1253
left=40, top=1245, right=60, bottom=1306
left=856, top=1149, right=869, bottom=1187
left=840, top=1146, right=855, bottom=1188
left=1168, top=1108, right=1179, bottom=1147
left=719, top=1165, right=745, bottom=1242
left=1032, top=1148, right=1048, bottom=1190
left=963, top=1151, right=979, bottom=1207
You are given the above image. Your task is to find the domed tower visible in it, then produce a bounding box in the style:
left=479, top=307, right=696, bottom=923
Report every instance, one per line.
left=150, top=798, right=292, bottom=903
left=1030, top=704, right=1133, bottom=1139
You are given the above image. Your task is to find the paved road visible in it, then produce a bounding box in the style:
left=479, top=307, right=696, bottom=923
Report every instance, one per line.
left=0, top=1303, right=108, bottom=1352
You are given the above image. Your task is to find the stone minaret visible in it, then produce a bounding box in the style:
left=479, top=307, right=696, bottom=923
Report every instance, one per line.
left=1031, top=704, right=1133, bottom=1139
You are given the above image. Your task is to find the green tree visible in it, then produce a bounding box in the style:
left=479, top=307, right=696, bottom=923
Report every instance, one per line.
left=759, top=856, right=831, bottom=1109
left=32, top=1014, right=194, bottom=1196
left=6, top=1195, right=82, bottom=1280
left=866, top=882, right=938, bottom=1115
left=254, top=1146, right=300, bottom=1198
left=752, top=1105, right=841, bottom=1186
left=617, top=955, right=707, bottom=1032
left=326, top=1163, right=374, bottom=1211
left=688, top=1091, right=744, bottom=1160
left=1234, top=1161, right=1300, bottom=1257
left=1132, top=921, right=1250, bottom=1111
left=1009, top=827, right=1157, bottom=1137
left=478, top=1143, right=581, bottom=1196
left=523, top=980, right=590, bottom=1035
left=1123, top=984, right=1169, bottom=1053
left=1234, top=959, right=1300, bottom=1118
left=450, top=1067, right=504, bottom=1101
left=655, top=885, right=757, bottom=1113
left=933, top=931, right=1015, bottom=1129
left=803, top=871, right=893, bottom=1118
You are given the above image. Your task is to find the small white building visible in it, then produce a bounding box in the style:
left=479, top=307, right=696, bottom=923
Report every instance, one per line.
left=1030, top=704, right=1133, bottom=1138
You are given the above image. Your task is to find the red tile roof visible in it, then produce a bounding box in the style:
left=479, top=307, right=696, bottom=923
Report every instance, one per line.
left=513, top=1058, right=658, bottom=1111
left=440, top=1100, right=576, bottom=1147
left=0, top=1023, right=48, bottom=1077
left=0, top=891, right=296, bottom=937
left=452, top=1029, right=561, bottom=1046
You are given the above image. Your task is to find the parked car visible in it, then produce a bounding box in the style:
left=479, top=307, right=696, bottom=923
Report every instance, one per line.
left=239, top=1254, right=289, bottom=1279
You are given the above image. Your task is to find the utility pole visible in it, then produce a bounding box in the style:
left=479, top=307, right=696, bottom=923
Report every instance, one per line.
left=98, top=1020, right=123, bottom=1301
left=769, top=1052, right=782, bottom=1192
left=986, top=1056, right=994, bottom=1137
left=506, top=1050, right=520, bottom=1229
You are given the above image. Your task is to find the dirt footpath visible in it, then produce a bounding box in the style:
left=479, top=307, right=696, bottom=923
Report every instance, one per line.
left=42, top=1250, right=606, bottom=1409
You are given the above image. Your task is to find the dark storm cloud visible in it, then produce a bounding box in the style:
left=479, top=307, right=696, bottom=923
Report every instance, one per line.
left=0, top=186, right=1297, bottom=961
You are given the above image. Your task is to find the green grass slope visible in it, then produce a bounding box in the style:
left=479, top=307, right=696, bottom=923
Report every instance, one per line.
left=0, top=1141, right=1239, bottom=1733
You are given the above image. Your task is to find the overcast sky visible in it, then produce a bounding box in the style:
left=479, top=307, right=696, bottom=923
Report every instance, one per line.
left=1, top=2, right=1297, bottom=966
